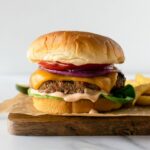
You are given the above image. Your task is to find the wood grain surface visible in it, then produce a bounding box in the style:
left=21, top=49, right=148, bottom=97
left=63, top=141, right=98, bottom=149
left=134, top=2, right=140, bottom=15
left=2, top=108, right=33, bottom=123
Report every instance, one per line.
left=8, top=113, right=150, bottom=136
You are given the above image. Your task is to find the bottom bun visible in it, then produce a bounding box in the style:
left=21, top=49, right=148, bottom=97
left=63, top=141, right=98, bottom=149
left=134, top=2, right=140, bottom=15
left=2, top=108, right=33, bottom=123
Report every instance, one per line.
left=33, top=97, right=122, bottom=114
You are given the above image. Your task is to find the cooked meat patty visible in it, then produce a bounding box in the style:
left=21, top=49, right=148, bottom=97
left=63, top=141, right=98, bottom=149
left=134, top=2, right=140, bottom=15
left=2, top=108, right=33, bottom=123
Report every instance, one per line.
left=38, top=72, right=125, bottom=94
left=38, top=80, right=100, bottom=94
left=112, top=72, right=125, bottom=90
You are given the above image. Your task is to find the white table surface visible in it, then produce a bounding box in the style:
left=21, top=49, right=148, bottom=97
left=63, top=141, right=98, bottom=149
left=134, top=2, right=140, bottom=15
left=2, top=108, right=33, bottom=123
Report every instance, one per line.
left=1, top=74, right=150, bottom=150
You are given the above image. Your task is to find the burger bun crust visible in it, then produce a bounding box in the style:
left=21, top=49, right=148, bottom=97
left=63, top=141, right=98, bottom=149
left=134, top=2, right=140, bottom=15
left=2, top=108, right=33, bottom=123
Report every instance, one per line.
left=28, top=31, right=125, bottom=65
left=33, top=97, right=122, bottom=114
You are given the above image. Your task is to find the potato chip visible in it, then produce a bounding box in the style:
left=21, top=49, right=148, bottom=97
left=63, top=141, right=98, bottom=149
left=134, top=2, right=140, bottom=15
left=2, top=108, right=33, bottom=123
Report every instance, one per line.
left=125, top=80, right=139, bottom=87
left=144, top=89, right=150, bottom=95
left=126, top=74, right=150, bottom=105
left=135, top=73, right=150, bottom=84
left=126, top=74, right=150, bottom=88
left=136, top=95, right=150, bottom=106
left=135, top=74, right=150, bottom=95
left=133, top=83, right=150, bottom=105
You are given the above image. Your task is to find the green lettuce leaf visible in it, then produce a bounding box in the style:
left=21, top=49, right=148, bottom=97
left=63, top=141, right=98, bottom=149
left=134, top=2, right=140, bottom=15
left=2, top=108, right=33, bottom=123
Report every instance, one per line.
left=22, top=84, right=135, bottom=105
left=100, top=84, right=135, bottom=104
left=16, top=84, right=29, bottom=94
left=28, top=88, right=63, bottom=100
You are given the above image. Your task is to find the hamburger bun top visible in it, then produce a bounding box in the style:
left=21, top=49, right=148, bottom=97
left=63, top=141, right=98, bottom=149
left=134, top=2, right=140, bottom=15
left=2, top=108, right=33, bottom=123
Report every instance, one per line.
left=27, top=31, right=125, bottom=65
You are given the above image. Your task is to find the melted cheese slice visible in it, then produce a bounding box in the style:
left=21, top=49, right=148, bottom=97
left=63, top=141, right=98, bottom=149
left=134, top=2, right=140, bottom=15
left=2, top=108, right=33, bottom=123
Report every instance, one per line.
left=30, top=69, right=118, bottom=92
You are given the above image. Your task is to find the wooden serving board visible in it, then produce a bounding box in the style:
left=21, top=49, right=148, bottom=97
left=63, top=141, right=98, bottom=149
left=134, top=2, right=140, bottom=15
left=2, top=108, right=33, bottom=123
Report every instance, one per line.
left=8, top=113, right=150, bottom=135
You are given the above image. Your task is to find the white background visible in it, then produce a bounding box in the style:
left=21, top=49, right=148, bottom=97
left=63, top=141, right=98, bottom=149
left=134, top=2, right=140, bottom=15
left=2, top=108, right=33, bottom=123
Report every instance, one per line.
left=0, top=0, right=150, bottom=75
left=1, top=1, right=150, bottom=149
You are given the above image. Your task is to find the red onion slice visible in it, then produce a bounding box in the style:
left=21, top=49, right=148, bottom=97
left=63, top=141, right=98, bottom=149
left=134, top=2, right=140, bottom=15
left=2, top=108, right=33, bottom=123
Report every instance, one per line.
left=39, top=61, right=113, bottom=71
left=39, top=66, right=118, bottom=77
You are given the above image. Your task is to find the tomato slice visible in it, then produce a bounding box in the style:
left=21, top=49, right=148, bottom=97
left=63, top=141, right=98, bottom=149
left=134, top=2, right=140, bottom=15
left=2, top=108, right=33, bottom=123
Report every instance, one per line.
left=39, top=61, right=75, bottom=70
left=38, top=61, right=112, bottom=71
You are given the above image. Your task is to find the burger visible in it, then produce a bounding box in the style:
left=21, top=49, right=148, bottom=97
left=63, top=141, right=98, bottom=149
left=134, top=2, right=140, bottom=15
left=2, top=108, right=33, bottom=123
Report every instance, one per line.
left=27, top=31, right=135, bottom=114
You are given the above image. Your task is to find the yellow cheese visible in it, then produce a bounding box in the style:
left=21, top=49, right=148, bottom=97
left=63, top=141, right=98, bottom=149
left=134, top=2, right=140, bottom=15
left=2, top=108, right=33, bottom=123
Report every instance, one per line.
left=30, top=69, right=118, bottom=92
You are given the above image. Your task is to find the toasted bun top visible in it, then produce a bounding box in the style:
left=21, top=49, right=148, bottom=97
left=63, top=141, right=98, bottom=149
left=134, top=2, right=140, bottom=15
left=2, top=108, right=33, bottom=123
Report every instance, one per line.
left=27, top=31, right=125, bottom=65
